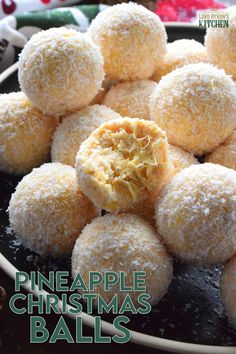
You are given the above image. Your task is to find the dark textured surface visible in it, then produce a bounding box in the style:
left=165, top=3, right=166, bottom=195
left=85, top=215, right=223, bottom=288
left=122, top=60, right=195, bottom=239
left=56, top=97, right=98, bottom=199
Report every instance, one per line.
left=0, top=25, right=236, bottom=353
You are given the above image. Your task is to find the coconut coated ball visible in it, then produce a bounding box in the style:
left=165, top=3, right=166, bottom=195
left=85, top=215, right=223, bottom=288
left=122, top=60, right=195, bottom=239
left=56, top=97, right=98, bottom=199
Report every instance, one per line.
left=8, top=163, right=98, bottom=257
left=51, top=105, right=121, bottom=167
left=76, top=117, right=168, bottom=212
left=205, top=7, right=236, bottom=79
left=150, top=63, right=236, bottom=155
left=88, top=3, right=167, bottom=81
left=127, top=144, right=198, bottom=223
left=18, top=27, right=104, bottom=116
left=0, top=92, right=58, bottom=175
left=167, top=144, right=199, bottom=180
left=155, top=163, right=236, bottom=265
left=221, top=256, right=236, bottom=329
left=152, top=39, right=207, bottom=82
left=103, top=80, right=157, bottom=119
left=72, top=213, right=173, bottom=306
left=205, top=131, right=236, bottom=171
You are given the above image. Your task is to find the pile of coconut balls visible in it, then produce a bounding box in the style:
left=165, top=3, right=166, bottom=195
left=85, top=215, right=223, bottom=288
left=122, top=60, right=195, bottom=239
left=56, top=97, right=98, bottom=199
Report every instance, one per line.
left=2, top=2, right=236, bottom=326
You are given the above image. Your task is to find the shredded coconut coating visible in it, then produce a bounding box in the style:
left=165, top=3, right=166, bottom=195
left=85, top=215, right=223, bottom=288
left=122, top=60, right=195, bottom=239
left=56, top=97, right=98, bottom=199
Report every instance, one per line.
left=126, top=144, right=198, bottom=223
left=205, top=7, right=236, bottom=79
left=167, top=144, right=199, bottom=179
left=8, top=163, right=98, bottom=257
left=150, top=63, right=236, bottom=155
left=18, top=27, right=104, bottom=116
left=0, top=92, right=58, bottom=175
left=87, top=2, right=167, bottom=81
left=152, top=39, right=207, bottom=82
left=221, top=256, right=236, bottom=329
left=102, top=80, right=157, bottom=120
left=76, top=117, right=168, bottom=212
left=72, top=213, right=173, bottom=306
left=155, top=163, right=236, bottom=266
left=51, top=105, right=121, bottom=167
left=205, top=131, right=236, bottom=171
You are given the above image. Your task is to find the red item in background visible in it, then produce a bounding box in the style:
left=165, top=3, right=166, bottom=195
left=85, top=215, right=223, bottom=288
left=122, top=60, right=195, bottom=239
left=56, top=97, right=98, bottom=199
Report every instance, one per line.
left=1, top=0, right=17, bottom=15
left=156, top=0, right=226, bottom=22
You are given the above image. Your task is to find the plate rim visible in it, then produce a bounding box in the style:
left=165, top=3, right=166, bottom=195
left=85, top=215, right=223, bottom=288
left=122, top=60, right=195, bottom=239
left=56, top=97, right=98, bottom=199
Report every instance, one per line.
left=1, top=61, right=236, bottom=354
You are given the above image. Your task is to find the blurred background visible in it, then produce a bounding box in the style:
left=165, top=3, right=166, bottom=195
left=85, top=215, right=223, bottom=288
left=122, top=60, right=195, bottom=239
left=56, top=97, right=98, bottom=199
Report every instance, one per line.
left=0, top=1, right=235, bottom=354
left=0, top=0, right=234, bottom=72
left=0, top=0, right=234, bottom=21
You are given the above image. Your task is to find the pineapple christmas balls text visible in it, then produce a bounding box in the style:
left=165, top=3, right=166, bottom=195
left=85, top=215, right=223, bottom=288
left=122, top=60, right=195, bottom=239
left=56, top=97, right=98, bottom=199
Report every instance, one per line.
left=9, top=271, right=152, bottom=344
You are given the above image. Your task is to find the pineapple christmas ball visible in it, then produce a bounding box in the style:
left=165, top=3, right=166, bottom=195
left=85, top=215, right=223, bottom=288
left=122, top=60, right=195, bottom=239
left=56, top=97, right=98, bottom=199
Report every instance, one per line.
left=51, top=105, right=121, bottom=167
left=205, top=131, right=236, bottom=171
left=127, top=144, right=198, bottom=223
left=150, top=63, right=236, bottom=155
left=205, top=7, right=236, bottom=79
left=152, top=39, right=207, bottom=82
left=221, top=256, right=236, bottom=329
left=72, top=213, right=173, bottom=306
left=76, top=117, right=168, bottom=212
left=18, top=27, right=104, bottom=116
left=87, top=3, right=167, bottom=81
left=0, top=92, right=58, bottom=175
left=167, top=144, right=199, bottom=180
left=102, top=80, right=157, bottom=120
left=155, top=163, right=236, bottom=266
left=8, top=163, right=98, bottom=257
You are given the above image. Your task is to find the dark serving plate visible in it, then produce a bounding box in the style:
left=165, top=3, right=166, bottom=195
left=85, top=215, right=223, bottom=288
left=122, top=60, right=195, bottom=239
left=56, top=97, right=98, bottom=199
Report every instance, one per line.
left=0, top=24, right=236, bottom=354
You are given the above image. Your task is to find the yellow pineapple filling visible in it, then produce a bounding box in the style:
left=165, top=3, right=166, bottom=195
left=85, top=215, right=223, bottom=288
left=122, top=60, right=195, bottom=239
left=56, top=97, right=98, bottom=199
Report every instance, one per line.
left=84, top=123, right=167, bottom=204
